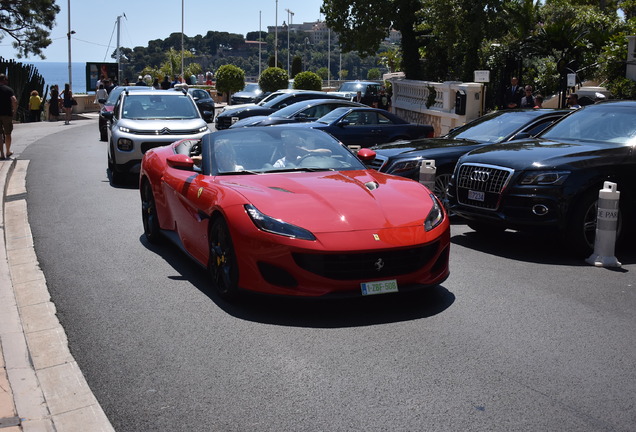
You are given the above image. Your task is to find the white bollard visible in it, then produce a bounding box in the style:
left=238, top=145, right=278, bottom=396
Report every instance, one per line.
left=419, top=160, right=436, bottom=191
left=585, top=181, right=622, bottom=268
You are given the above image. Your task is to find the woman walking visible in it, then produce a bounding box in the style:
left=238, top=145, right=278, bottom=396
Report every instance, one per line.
left=62, top=83, right=73, bottom=124
left=49, top=85, right=60, bottom=121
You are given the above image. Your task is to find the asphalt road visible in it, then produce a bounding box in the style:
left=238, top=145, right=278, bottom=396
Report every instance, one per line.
left=21, top=121, right=636, bottom=432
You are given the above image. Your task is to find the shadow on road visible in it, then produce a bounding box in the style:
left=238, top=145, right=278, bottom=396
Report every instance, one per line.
left=451, top=226, right=636, bottom=267
left=140, top=236, right=456, bottom=328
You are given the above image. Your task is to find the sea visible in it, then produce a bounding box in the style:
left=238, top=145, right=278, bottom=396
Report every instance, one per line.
left=26, top=62, right=89, bottom=94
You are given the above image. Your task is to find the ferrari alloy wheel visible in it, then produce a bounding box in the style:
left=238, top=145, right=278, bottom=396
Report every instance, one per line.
left=209, top=217, right=239, bottom=300
left=141, top=180, right=161, bottom=244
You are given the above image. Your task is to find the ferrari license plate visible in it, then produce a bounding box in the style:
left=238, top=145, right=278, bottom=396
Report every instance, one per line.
left=468, top=190, right=485, bottom=202
left=361, top=279, right=398, bottom=296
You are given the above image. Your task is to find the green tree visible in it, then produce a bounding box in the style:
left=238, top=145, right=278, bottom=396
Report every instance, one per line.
left=293, top=71, right=322, bottom=90
left=0, top=0, right=61, bottom=58
left=367, top=68, right=382, bottom=80
left=259, top=67, right=289, bottom=92
left=291, top=56, right=303, bottom=78
left=316, top=67, right=329, bottom=79
left=215, top=64, right=245, bottom=102
left=321, top=0, right=423, bottom=79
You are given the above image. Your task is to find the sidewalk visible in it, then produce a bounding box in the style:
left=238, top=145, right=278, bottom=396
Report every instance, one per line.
left=0, top=114, right=115, bottom=432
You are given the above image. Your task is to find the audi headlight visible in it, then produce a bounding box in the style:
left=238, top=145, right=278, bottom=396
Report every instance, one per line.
left=424, top=193, right=444, bottom=231
left=520, top=171, right=570, bottom=185
left=389, top=159, right=420, bottom=174
left=245, top=205, right=316, bottom=240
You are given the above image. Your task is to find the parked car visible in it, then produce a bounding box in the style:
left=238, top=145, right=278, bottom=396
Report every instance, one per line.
left=364, top=109, right=569, bottom=202
left=329, top=81, right=382, bottom=106
left=447, top=100, right=636, bottom=253
left=139, top=127, right=450, bottom=299
left=187, top=87, right=215, bottom=122
left=280, top=107, right=434, bottom=149
left=215, top=90, right=348, bottom=130
left=230, top=83, right=264, bottom=105
left=103, top=88, right=209, bottom=184
left=229, top=99, right=366, bottom=128
left=98, top=85, right=151, bottom=141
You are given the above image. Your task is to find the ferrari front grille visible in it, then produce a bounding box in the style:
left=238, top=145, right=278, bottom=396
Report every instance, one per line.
left=292, top=243, right=439, bottom=280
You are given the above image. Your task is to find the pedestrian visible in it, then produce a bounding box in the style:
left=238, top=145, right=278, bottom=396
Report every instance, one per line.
left=95, top=83, right=108, bottom=107
left=152, top=78, right=160, bottom=89
left=48, top=84, right=60, bottom=121
left=353, top=90, right=363, bottom=104
left=0, top=73, right=18, bottom=159
left=504, top=77, right=524, bottom=109
left=105, top=79, right=116, bottom=94
left=567, top=93, right=581, bottom=109
left=377, top=87, right=390, bottom=111
left=161, top=75, right=171, bottom=90
left=135, top=75, right=146, bottom=86
left=29, top=90, right=43, bottom=122
left=61, top=83, right=74, bottom=125
left=533, top=94, right=544, bottom=109
left=519, top=85, right=535, bottom=108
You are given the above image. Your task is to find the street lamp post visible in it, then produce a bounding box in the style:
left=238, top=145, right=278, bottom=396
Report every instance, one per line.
left=275, top=0, right=278, bottom=67
left=67, top=0, right=74, bottom=89
left=285, top=9, right=294, bottom=74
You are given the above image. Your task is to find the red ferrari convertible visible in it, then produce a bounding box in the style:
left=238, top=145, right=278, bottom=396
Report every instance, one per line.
left=140, top=127, right=450, bottom=299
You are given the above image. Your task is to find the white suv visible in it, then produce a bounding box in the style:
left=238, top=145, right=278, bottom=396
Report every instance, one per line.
left=105, top=88, right=209, bottom=184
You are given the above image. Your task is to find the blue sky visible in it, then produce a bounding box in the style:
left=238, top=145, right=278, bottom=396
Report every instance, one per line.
left=0, top=0, right=325, bottom=63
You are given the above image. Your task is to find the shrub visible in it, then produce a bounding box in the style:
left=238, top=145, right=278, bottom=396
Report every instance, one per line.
left=215, top=65, right=245, bottom=101
left=259, top=67, right=289, bottom=93
left=293, top=71, right=322, bottom=91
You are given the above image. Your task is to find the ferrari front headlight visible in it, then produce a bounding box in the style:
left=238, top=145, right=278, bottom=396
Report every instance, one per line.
left=245, top=205, right=316, bottom=241
left=424, top=193, right=444, bottom=231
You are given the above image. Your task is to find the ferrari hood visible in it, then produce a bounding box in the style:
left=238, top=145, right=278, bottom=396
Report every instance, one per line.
left=217, top=170, right=433, bottom=233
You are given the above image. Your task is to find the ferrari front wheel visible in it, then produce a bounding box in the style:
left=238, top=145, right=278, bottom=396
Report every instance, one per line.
left=141, top=180, right=162, bottom=244
left=209, top=217, right=239, bottom=300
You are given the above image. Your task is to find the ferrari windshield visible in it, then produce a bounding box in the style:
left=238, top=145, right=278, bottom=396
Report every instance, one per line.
left=122, top=94, right=200, bottom=120
left=541, top=104, right=636, bottom=144
left=209, top=127, right=366, bottom=174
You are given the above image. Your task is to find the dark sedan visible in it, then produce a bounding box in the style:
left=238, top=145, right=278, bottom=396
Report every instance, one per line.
left=230, top=83, right=264, bottom=105
left=282, top=107, right=434, bottom=149
left=229, top=99, right=366, bottom=128
left=188, top=88, right=215, bottom=123
left=365, top=109, right=569, bottom=202
left=447, top=101, right=636, bottom=254
left=215, top=90, right=348, bottom=130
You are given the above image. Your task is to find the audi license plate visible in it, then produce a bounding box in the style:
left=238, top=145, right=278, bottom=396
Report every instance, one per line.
left=361, top=279, right=398, bottom=296
left=468, top=190, right=485, bottom=202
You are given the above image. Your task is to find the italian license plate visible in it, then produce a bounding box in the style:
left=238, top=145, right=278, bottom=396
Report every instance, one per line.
left=468, top=190, right=485, bottom=202
left=361, top=279, right=398, bottom=296
left=231, top=116, right=239, bottom=124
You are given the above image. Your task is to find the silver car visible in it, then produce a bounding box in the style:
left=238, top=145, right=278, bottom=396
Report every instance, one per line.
left=105, top=89, right=209, bottom=183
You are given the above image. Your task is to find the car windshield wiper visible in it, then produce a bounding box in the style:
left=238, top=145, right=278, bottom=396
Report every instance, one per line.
left=217, top=169, right=260, bottom=175
left=267, top=167, right=335, bottom=173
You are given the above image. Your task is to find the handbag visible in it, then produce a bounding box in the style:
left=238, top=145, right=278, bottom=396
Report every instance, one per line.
left=71, top=98, right=78, bottom=106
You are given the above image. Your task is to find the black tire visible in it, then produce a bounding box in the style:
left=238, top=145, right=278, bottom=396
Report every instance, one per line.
left=565, top=191, right=621, bottom=256
left=209, top=217, right=239, bottom=300
left=467, top=221, right=507, bottom=235
left=108, top=143, right=126, bottom=185
left=433, top=172, right=452, bottom=214
left=141, top=180, right=162, bottom=244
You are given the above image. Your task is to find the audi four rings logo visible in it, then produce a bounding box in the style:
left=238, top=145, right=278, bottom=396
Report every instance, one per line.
left=374, top=258, right=385, bottom=272
left=470, top=170, right=490, bottom=182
